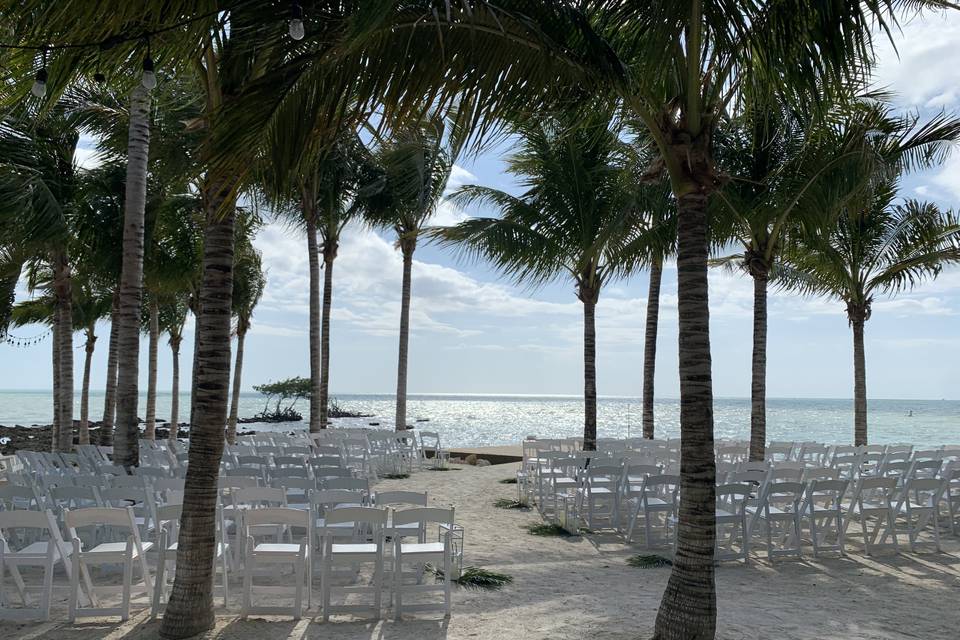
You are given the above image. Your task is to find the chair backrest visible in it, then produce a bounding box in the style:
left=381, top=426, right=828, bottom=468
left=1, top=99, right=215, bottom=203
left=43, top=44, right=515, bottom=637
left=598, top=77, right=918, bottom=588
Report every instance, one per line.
left=233, top=486, right=287, bottom=508
left=716, top=483, right=753, bottom=512
left=235, top=455, right=269, bottom=467
left=218, top=476, right=259, bottom=491
left=242, top=506, right=311, bottom=529
left=225, top=466, right=263, bottom=479
left=730, top=470, right=765, bottom=486
left=0, top=509, right=69, bottom=557
left=0, top=484, right=45, bottom=510
left=907, top=459, right=942, bottom=479
left=270, top=467, right=310, bottom=479
left=761, top=481, right=804, bottom=509
left=641, top=475, right=680, bottom=501
left=392, top=506, right=455, bottom=528
left=64, top=505, right=136, bottom=530
left=323, top=505, right=387, bottom=527
left=855, top=476, right=898, bottom=505
left=802, top=467, right=839, bottom=483
left=372, top=490, right=428, bottom=507
left=273, top=455, right=306, bottom=467
left=312, top=456, right=344, bottom=467
left=807, top=479, right=848, bottom=506
left=902, top=477, right=945, bottom=503
left=419, top=431, right=441, bottom=449
left=325, top=477, right=368, bottom=492
left=49, top=485, right=101, bottom=510
left=312, top=466, right=352, bottom=479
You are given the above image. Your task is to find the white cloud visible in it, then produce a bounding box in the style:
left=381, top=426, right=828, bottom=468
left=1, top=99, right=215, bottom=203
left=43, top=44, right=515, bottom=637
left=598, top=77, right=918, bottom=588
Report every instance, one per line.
left=872, top=11, right=960, bottom=110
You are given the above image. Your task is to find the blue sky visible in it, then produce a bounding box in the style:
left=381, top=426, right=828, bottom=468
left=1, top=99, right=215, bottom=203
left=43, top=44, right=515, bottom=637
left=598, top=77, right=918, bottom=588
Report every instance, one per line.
left=3, top=11, right=960, bottom=400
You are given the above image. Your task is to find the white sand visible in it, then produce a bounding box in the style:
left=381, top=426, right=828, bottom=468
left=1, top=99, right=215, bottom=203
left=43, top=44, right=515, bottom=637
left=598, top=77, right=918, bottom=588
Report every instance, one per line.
left=2, top=462, right=958, bottom=639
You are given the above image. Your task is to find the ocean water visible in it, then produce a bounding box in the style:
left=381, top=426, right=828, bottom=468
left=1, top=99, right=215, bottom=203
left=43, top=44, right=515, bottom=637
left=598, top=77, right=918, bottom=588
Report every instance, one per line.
left=1, top=390, right=958, bottom=448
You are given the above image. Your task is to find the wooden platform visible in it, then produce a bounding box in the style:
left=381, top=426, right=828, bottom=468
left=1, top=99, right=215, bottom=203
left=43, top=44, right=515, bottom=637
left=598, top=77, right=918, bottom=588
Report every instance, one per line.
left=445, top=444, right=522, bottom=465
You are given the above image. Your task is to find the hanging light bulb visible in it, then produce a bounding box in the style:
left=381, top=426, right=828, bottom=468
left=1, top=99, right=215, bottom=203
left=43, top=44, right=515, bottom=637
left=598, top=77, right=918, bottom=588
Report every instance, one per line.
left=288, top=2, right=305, bottom=40
left=141, top=55, right=157, bottom=90
left=31, top=67, right=47, bottom=98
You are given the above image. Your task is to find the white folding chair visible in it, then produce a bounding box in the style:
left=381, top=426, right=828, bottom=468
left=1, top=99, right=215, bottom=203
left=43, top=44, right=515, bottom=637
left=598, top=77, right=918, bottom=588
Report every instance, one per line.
left=891, top=477, right=945, bottom=552
left=715, top=483, right=751, bottom=563
left=393, top=507, right=455, bottom=619
left=625, top=474, right=679, bottom=547
left=0, top=509, right=73, bottom=621
left=241, top=507, right=312, bottom=619
left=151, top=502, right=229, bottom=619
left=842, top=477, right=900, bottom=555
left=746, top=482, right=804, bottom=561
left=320, top=506, right=386, bottom=621
left=65, top=507, right=153, bottom=621
left=806, top=479, right=848, bottom=557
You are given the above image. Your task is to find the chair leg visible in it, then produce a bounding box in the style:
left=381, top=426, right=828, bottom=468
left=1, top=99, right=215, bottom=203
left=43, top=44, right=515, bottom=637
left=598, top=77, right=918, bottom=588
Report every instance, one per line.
left=122, top=558, right=133, bottom=622
left=69, top=551, right=79, bottom=622
left=40, top=562, right=52, bottom=621
left=293, top=558, right=303, bottom=620
left=242, top=553, right=251, bottom=619
left=151, top=546, right=166, bottom=620
left=394, top=549, right=402, bottom=621
left=443, top=549, right=452, bottom=617
left=321, top=552, right=330, bottom=622
left=373, top=550, right=383, bottom=620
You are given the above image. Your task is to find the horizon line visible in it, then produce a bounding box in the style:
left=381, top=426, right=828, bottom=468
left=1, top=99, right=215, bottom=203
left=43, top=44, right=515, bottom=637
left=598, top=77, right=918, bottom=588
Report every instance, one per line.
left=0, top=389, right=955, bottom=402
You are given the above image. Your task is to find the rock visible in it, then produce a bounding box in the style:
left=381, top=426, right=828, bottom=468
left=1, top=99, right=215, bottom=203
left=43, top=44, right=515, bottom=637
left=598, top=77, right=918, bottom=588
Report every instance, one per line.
left=476, top=459, right=492, bottom=467
left=465, top=454, right=478, bottom=466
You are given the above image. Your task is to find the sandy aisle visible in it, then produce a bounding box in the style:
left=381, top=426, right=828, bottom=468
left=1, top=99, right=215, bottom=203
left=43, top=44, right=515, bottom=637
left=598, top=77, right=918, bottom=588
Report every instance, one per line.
left=2, top=462, right=957, bottom=639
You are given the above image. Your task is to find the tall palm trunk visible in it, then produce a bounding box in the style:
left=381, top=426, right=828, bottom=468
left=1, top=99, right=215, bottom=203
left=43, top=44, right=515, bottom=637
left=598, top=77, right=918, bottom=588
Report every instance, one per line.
left=306, top=216, right=322, bottom=432
left=161, top=185, right=235, bottom=639
left=145, top=298, right=159, bottom=440
left=654, top=189, right=716, bottom=640
left=748, top=270, right=768, bottom=461
left=79, top=325, right=96, bottom=445
left=113, top=85, right=152, bottom=468
left=100, top=292, right=120, bottom=446
left=51, top=317, right=60, bottom=452
left=582, top=292, right=598, bottom=451
left=53, top=250, right=73, bottom=452
left=319, top=245, right=336, bottom=428
left=642, top=258, right=663, bottom=439
left=850, top=308, right=868, bottom=446
left=169, top=336, right=182, bottom=439
left=226, top=329, right=245, bottom=444
left=395, top=238, right=416, bottom=431
left=188, top=297, right=200, bottom=427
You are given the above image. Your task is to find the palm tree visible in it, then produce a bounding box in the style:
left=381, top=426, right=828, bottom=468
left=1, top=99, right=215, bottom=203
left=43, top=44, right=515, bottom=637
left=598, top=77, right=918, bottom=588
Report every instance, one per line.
left=436, top=106, right=662, bottom=450
left=362, top=116, right=458, bottom=431
left=714, top=99, right=960, bottom=459
left=305, top=6, right=925, bottom=635
left=781, top=185, right=960, bottom=445
left=158, top=295, right=190, bottom=436
left=226, top=214, right=266, bottom=444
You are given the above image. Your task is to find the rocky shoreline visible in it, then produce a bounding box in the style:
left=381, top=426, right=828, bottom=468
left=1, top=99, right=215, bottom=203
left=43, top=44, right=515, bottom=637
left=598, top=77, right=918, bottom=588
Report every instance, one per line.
left=0, top=421, right=258, bottom=456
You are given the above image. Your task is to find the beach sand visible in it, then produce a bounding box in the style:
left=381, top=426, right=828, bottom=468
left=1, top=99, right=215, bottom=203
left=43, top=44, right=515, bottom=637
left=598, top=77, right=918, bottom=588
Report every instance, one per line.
left=2, top=462, right=957, bottom=639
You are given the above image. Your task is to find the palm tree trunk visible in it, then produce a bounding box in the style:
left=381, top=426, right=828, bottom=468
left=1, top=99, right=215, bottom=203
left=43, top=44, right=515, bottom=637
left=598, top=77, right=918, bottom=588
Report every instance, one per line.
left=226, top=329, right=245, bottom=445
left=113, top=85, right=152, bottom=468
left=79, top=325, right=96, bottom=446
left=144, top=298, right=159, bottom=441
left=654, top=189, right=716, bottom=640
left=395, top=239, right=416, bottom=431
left=319, top=248, right=335, bottom=428
left=582, top=295, right=598, bottom=451
left=169, top=337, right=181, bottom=439
left=748, top=271, right=768, bottom=461
left=51, top=317, right=60, bottom=452
left=306, top=217, right=322, bottom=432
left=100, top=292, right=120, bottom=446
left=852, top=315, right=868, bottom=446
left=160, top=186, right=235, bottom=639
left=53, top=250, right=74, bottom=453
left=642, top=258, right=663, bottom=439
left=189, top=299, right=200, bottom=427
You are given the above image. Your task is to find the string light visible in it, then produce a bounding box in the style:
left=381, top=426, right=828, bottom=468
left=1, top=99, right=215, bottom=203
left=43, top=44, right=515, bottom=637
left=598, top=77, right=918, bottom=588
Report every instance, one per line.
left=141, top=40, right=157, bottom=90
left=30, top=48, right=47, bottom=97
left=288, top=1, right=305, bottom=40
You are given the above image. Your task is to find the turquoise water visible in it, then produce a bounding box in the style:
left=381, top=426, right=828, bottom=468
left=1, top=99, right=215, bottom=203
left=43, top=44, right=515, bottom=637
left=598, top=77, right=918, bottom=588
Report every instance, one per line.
left=1, top=390, right=958, bottom=448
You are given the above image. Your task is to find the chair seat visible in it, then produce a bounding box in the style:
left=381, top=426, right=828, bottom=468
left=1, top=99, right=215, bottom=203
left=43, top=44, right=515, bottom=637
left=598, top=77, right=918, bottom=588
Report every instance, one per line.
left=330, top=543, right=377, bottom=554
left=399, top=542, right=445, bottom=555
left=252, top=543, right=302, bottom=554
left=85, top=541, right=153, bottom=557
left=6, top=541, right=67, bottom=562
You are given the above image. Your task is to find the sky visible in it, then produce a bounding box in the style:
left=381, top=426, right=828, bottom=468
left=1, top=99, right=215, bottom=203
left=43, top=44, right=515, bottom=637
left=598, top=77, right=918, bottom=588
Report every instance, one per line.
left=3, top=11, right=960, bottom=400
